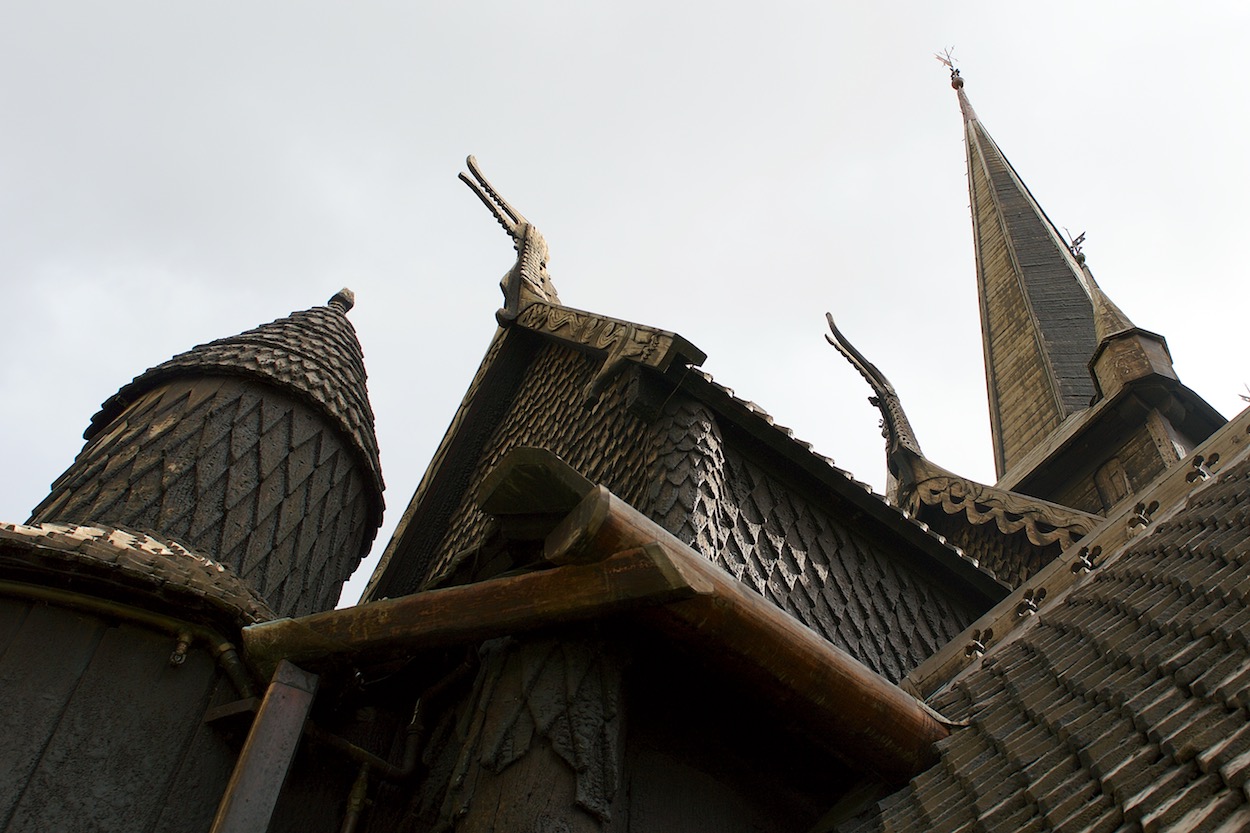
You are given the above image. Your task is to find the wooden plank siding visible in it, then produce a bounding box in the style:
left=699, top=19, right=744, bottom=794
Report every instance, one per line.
left=0, top=598, right=236, bottom=833
left=967, top=119, right=1097, bottom=478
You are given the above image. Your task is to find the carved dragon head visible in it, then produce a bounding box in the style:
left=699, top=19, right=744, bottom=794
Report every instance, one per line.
left=459, top=156, right=561, bottom=323
left=826, top=313, right=924, bottom=501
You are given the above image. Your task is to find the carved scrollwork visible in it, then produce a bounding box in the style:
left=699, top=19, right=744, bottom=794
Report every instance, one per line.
left=912, top=474, right=1098, bottom=549
left=440, top=636, right=626, bottom=827
left=517, top=303, right=690, bottom=403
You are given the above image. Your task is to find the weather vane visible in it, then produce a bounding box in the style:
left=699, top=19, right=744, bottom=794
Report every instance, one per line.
left=1064, top=228, right=1087, bottom=262
left=935, top=47, right=959, bottom=81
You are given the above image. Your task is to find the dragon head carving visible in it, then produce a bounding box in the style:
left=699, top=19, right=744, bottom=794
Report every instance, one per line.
left=826, top=313, right=924, bottom=501
left=460, top=156, right=561, bottom=323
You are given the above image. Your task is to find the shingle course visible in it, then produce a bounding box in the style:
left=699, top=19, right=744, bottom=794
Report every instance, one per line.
left=841, top=452, right=1250, bottom=832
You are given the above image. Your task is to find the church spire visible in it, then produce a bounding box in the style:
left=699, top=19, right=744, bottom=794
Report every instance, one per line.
left=945, top=62, right=1225, bottom=514
left=951, top=67, right=1098, bottom=480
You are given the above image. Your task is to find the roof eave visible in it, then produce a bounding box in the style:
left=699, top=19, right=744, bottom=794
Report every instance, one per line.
left=248, top=454, right=951, bottom=785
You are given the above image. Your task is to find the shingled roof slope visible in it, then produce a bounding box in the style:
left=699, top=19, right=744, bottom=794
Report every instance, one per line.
left=840, top=408, right=1250, bottom=833
left=826, top=313, right=1098, bottom=590
left=86, top=291, right=384, bottom=525
left=957, top=75, right=1098, bottom=481
left=369, top=304, right=1006, bottom=681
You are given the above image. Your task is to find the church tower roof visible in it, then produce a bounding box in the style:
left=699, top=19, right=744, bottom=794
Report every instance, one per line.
left=953, top=69, right=1099, bottom=480
left=32, top=290, right=384, bottom=615
left=947, top=65, right=1224, bottom=514
left=85, top=288, right=384, bottom=513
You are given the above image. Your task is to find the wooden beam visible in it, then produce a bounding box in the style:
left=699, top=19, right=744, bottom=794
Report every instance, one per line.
left=242, top=476, right=951, bottom=783
left=554, top=488, right=951, bottom=784
left=209, top=660, right=319, bottom=833
left=242, top=543, right=706, bottom=679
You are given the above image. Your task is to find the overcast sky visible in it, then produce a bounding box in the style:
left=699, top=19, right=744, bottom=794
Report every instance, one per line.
left=2, top=3, right=1247, bottom=606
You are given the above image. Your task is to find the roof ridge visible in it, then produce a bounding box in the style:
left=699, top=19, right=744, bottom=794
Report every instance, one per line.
left=904, top=401, right=1250, bottom=701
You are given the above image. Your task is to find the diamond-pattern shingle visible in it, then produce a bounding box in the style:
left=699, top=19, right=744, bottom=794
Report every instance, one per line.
left=413, top=339, right=989, bottom=681
left=31, top=376, right=371, bottom=616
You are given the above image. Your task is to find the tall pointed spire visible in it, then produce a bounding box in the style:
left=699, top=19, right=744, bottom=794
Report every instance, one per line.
left=945, top=63, right=1225, bottom=515
left=952, top=67, right=1098, bottom=480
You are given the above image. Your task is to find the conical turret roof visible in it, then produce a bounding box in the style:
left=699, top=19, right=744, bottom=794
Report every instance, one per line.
left=86, top=289, right=384, bottom=525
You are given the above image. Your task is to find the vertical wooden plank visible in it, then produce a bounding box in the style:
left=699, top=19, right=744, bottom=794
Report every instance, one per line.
left=149, top=678, right=243, bottom=833
left=626, top=746, right=817, bottom=833
left=0, top=603, right=106, bottom=825
left=6, top=622, right=220, bottom=833
left=0, top=599, right=31, bottom=654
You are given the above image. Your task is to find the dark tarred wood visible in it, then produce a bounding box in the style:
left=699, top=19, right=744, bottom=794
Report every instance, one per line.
left=0, top=601, right=107, bottom=824
left=550, top=490, right=950, bottom=783
left=153, top=677, right=248, bottom=833
left=0, top=599, right=29, bottom=655
left=248, top=483, right=947, bottom=785
left=31, top=376, right=373, bottom=617
left=545, top=485, right=641, bottom=565
left=553, top=490, right=948, bottom=783
left=445, top=635, right=628, bottom=832
left=627, top=746, right=810, bottom=833
left=4, top=619, right=222, bottom=832
left=243, top=544, right=701, bottom=677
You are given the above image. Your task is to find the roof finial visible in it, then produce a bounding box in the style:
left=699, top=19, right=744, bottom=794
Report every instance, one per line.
left=1060, top=230, right=1135, bottom=341
left=825, top=312, right=923, bottom=475
left=459, top=155, right=561, bottom=324
left=936, top=48, right=963, bottom=89
left=1064, top=228, right=1087, bottom=265
left=328, top=287, right=355, bottom=313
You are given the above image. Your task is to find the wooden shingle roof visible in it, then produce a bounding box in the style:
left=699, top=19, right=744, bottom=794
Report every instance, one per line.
left=957, top=75, right=1098, bottom=481
left=842, top=406, right=1250, bottom=832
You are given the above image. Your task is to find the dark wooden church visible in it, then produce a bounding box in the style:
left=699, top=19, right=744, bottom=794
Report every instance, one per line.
left=3, top=69, right=1248, bottom=833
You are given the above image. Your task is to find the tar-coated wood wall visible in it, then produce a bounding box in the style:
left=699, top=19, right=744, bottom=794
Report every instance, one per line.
left=0, top=597, right=238, bottom=833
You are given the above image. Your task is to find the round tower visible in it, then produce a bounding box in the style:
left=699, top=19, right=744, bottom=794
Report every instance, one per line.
left=30, top=289, right=385, bottom=616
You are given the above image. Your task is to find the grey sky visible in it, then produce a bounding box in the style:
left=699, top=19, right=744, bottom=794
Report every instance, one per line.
left=2, top=3, right=1247, bottom=605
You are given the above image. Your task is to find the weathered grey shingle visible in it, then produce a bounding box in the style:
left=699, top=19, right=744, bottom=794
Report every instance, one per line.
left=845, top=452, right=1250, bottom=832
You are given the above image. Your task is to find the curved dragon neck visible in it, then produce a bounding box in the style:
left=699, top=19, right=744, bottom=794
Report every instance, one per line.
left=825, top=313, right=923, bottom=463
left=511, top=224, right=558, bottom=308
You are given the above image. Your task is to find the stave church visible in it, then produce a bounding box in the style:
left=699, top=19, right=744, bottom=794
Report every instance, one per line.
left=2, top=68, right=1247, bottom=833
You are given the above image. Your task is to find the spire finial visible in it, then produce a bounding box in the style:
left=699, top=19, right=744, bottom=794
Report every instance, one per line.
left=936, top=48, right=963, bottom=89
left=1064, top=228, right=1087, bottom=265
left=328, top=287, right=355, bottom=312
left=1060, top=231, right=1134, bottom=341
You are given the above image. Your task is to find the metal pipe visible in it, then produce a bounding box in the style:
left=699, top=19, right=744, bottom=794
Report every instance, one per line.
left=0, top=578, right=257, bottom=698
left=339, top=765, right=370, bottom=833
left=307, top=654, right=478, bottom=781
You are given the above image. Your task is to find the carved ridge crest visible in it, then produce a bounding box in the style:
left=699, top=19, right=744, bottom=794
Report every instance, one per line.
left=517, top=302, right=700, bottom=403
left=912, top=474, right=1098, bottom=549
